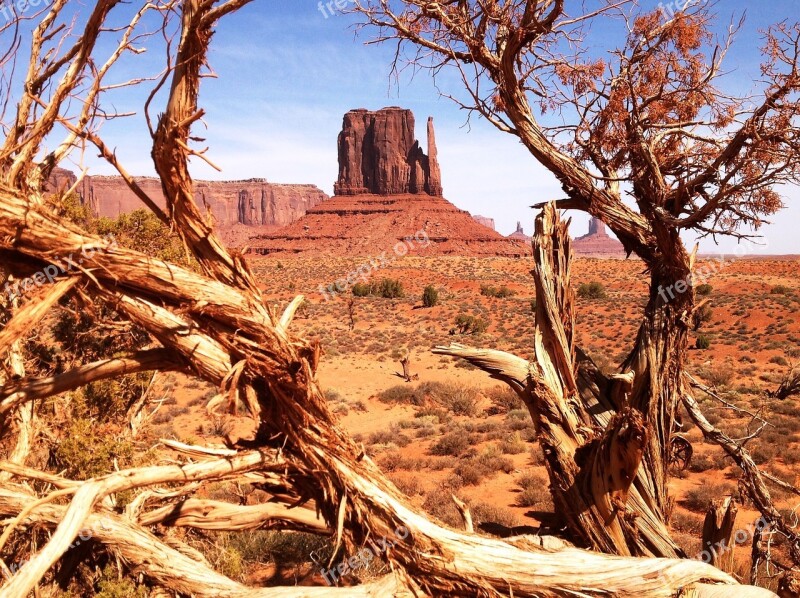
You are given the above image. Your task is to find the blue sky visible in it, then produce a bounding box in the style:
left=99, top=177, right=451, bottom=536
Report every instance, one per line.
left=76, top=0, right=800, bottom=254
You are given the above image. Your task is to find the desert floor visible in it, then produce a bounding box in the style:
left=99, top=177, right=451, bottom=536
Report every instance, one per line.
left=152, top=254, right=800, bottom=587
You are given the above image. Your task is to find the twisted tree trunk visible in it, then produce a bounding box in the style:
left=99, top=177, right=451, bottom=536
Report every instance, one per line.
left=436, top=206, right=684, bottom=558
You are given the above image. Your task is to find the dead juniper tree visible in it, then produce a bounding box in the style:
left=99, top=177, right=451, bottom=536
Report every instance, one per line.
left=0, top=0, right=787, bottom=596
left=353, top=0, right=800, bottom=579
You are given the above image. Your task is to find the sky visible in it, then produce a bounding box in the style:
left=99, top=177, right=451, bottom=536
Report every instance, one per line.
left=66, top=0, right=800, bottom=254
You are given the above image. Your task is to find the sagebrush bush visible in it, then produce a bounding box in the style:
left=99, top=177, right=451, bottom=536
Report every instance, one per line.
left=352, top=282, right=371, bottom=297
left=516, top=470, right=553, bottom=509
left=695, top=283, right=713, bottom=296
left=684, top=483, right=734, bottom=512
left=480, top=284, right=515, bottom=298
left=695, top=335, right=711, bottom=350
left=499, top=432, right=527, bottom=455
left=430, top=431, right=471, bottom=456
left=577, top=281, right=607, bottom=299
left=422, top=285, right=440, bottom=307
left=377, top=384, right=425, bottom=406
left=54, top=418, right=134, bottom=479
left=486, top=385, right=523, bottom=414
left=454, top=313, right=489, bottom=335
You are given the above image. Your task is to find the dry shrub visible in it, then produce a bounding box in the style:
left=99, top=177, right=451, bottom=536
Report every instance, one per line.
left=684, top=483, right=735, bottom=513
left=430, top=431, right=472, bottom=456
left=516, top=470, right=553, bottom=509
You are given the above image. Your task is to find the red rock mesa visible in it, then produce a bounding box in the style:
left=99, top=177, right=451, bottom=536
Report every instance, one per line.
left=472, top=215, right=496, bottom=230
left=46, top=167, right=328, bottom=238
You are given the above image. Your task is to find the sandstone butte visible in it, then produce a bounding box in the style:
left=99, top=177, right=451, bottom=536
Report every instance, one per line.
left=45, top=167, right=329, bottom=245
left=507, top=221, right=531, bottom=243
left=472, top=215, right=496, bottom=230
left=251, top=107, right=530, bottom=257
left=573, top=217, right=626, bottom=258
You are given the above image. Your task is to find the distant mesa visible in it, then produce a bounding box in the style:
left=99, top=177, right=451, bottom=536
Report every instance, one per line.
left=507, top=221, right=531, bottom=243
left=45, top=167, right=328, bottom=244
left=252, top=107, right=529, bottom=257
left=472, top=215, right=496, bottom=230
left=573, top=217, right=626, bottom=257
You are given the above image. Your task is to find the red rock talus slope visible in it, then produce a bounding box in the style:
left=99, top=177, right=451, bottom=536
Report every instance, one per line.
left=250, top=193, right=529, bottom=257
left=46, top=168, right=328, bottom=228
left=573, top=217, right=626, bottom=257
left=334, top=107, right=443, bottom=197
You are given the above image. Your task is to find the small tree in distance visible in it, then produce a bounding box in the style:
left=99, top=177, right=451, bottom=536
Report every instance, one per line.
left=422, top=285, right=439, bottom=307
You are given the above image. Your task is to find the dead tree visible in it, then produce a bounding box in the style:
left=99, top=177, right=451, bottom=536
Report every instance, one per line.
left=701, top=498, right=738, bottom=574
left=399, top=351, right=418, bottom=382
left=353, top=0, right=800, bottom=569
left=0, top=1, right=788, bottom=596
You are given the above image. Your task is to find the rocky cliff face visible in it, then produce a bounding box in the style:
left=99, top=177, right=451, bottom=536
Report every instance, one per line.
left=574, top=217, right=625, bottom=257
left=46, top=169, right=328, bottom=228
left=472, top=215, right=496, bottom=230
left=333, top=107, right=443, bottom=197
left=508, top=221, right=531, bottom=242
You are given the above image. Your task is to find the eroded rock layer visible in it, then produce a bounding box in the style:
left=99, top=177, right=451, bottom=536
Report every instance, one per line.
left=46, top=168, right=328, bottom=228
left=250, top=193, right=529, bottom=257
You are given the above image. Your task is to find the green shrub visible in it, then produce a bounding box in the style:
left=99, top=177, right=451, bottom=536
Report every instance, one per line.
left=95, top=565, right=148, bottom=598
left=422, top=285, right=440, bottom=307
left=351, top=278, right=404, bottom=298
left=454, top=314, right=489, bottom=335
left=376, top=278, right=404, bottom=298
left=480, top=284, right=516, bottom=298
left=695, top=335, right=711, bottom=350
left=577, top=281, right=607, bottom=299
left=695, top=283, right=713, bottom=296
left=54, top=418, right=134, bottom=479
left=352, top=282, right=371, bottom=297
left=771, top=285, right=790, bottom=295
left=692, top=304, right=714, bottom=331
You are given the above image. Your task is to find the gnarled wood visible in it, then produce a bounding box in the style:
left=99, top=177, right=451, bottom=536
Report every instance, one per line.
left=701, top=497, right=737, bottom=574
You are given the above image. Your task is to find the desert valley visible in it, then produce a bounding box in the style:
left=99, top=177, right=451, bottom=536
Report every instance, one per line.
left=35, top=106, right=800, bottom=593
left=3, top=2, right=800, bottom=597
